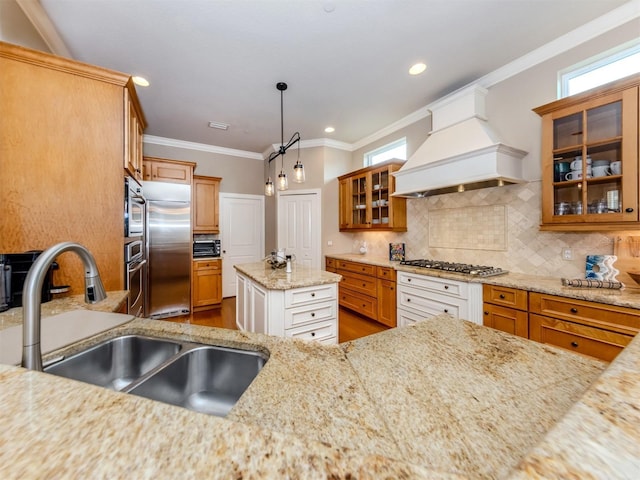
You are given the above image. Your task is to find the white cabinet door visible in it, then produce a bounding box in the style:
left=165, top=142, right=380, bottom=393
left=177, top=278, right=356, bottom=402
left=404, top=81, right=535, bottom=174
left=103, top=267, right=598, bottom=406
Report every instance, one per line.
left=251, top=283, right=268, bottom=335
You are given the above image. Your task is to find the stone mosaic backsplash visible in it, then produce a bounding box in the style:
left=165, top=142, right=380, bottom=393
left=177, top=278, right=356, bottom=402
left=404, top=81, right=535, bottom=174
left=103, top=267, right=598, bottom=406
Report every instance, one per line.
left=348, top=181, right=618, bottom=278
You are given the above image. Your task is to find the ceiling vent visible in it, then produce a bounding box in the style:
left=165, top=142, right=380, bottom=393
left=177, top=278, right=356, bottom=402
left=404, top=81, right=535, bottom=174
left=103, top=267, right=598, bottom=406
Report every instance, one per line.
left=393, top=85, right=528, bottom=197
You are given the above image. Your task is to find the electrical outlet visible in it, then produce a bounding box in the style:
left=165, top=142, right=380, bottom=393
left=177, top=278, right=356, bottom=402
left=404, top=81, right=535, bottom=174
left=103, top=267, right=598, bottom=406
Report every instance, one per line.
left=562, top=248, right=573, bottom=260
left=327, top=240, right=333, bottom=246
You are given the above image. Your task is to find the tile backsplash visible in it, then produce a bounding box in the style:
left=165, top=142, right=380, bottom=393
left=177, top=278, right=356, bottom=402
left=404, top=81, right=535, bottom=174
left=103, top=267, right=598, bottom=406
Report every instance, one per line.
left=349, top=181, right=618, bottom=278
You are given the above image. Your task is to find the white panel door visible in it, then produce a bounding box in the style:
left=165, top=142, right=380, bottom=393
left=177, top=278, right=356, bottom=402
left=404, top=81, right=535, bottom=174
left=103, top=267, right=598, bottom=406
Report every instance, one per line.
left=277, top=189, right=321, bottom=269
left=220, top=194, right=264, bottom=298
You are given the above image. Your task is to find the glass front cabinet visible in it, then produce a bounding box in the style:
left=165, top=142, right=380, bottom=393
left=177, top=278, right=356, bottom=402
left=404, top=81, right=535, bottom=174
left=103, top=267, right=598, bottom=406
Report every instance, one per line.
left=338, top=160, right=407, bottom=232
left=534, top=74, right=639, bottom=231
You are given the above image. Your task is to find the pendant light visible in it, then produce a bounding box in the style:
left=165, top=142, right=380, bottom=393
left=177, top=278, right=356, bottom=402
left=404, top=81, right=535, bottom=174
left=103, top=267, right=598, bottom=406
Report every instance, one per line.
left=265, top=82, right=303, bottom=194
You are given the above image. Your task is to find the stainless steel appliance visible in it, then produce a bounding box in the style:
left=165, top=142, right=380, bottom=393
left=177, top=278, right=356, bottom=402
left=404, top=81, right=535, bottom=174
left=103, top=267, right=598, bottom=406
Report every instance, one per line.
left=144, top=181, right=191, bottom=319
left=400, top=259, right=507, bottom=277
left=125, top=176, right=145, bottom=237
left=193, top=239, right=220, bottom=258
left=0, top=251, right=57, bottom=309
left=0, top=255, right=10, bottom=312
left=125, top=240, right=146, bottom=317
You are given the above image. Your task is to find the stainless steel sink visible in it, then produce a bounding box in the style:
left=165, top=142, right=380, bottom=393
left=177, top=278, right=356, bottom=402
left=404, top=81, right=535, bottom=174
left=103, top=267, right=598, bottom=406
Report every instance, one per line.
left=127, top=346, right=267, bottom=417
left=44, top=335, right=181, bottom=390
left=43, top=335, right=268, bottom=417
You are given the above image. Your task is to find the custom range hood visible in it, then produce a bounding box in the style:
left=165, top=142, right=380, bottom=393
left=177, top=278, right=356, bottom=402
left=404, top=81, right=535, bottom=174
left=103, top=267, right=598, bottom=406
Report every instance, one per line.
left=393, top=84, right=528, bottom=198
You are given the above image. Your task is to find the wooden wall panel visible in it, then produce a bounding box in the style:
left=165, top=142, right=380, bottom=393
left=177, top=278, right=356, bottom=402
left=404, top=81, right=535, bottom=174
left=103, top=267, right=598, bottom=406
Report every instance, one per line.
left=0, top=47, right=125, bottom=294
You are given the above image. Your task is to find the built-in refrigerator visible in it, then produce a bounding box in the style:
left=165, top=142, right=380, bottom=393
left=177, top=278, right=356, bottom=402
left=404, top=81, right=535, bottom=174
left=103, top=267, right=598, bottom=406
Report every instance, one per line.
left=143, top=181, right=191, bottom=319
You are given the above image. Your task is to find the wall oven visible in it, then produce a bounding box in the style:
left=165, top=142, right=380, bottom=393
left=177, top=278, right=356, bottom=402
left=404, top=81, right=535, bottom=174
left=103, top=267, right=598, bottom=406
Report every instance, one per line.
left=125, top=240, right=146, bottom=317
left=125, top=176, right=145, bottom=237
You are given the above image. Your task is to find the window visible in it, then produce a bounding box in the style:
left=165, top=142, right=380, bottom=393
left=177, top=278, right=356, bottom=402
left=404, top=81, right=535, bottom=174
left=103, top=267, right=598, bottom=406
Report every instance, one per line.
left=364, top=137, right=407, bottom=166
left=559, top=40, right=640, bottom=98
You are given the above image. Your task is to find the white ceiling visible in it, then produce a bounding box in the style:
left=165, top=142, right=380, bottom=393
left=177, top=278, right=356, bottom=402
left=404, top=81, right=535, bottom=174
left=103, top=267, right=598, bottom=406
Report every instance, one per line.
left=27, top=0, right=635, bottom=156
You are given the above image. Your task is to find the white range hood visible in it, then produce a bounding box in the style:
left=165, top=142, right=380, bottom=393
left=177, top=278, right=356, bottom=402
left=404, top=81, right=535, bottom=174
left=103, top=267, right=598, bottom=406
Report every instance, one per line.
left=393, top=84, right=528, bottom=197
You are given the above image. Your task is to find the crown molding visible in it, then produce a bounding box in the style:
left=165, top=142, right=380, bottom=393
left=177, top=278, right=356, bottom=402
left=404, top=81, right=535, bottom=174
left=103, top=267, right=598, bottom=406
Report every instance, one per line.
left=143, top=135, right=264, bottom=160
left=16, top=0, right=72, bottom=57
left=351, top=0, right=640, bottom=149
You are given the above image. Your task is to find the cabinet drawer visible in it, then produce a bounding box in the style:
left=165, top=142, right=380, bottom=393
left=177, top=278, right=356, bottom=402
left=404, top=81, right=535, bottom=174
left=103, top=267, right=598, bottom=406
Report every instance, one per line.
left=529, top=292, right=640, bottom=336
left=285, top=283, right=336, bottom=308
left=336, top=260, right=376, bottom=276
left=397, top=272, right=467, bottom=298
left=285, top=301, right=336, bottom=329
left=193, top=259, right=221, bottom=271
left=339, top=288, right=377, bottom=319
left=397, top=308, right=426, bottom=328
left=376, top=266, right=396, bottom=280
left=483, top=284, right=527, bottom=310
left=285, top=319, right=337, bottom=343
left=325, top=257, right=336, bottom=269
left=339, top=270, right=377, bottom=297
left=529, top=314, right=633, bottom=362
left=482, top=303, right=528, bottom=338
left=398, top=285, right=463, bottom=319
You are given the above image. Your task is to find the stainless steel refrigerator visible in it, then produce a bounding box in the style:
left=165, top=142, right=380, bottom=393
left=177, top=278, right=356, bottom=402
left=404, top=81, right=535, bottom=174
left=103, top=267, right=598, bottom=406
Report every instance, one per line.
left=143, top=181, right=191, bottom=319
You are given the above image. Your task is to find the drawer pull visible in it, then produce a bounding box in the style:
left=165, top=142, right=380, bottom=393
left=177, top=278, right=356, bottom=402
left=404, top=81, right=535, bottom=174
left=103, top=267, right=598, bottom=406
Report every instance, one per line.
left=484, top=311, right=489, bottom=315
left=311, top=332, right=316, bottom=337
left=363, top=283, right=366, bottom=287
left=408, top=278, right=412, bottom=282
left=499, top=294, right=505, bottom=299
left=407, top=298, right=411, bottom=302
left=311, top=313, right=315, bottom=317
left=570, top=308, right=578, bottom=314
left=311, top=293, right=315, bottom=297
left=444, top=285, right=449, bottom=290
left=444, top=309, right=448, bottom=313
left=571, top=341, right=579, bottom=348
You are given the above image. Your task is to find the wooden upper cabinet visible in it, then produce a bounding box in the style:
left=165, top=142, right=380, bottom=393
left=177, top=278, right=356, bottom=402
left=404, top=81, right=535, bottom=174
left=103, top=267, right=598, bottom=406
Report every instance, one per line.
left=143, top=157, right=195, bottom=184
left=338, top=160, right=407, bottom=232
left=123, top=82, right=146, bottom=182
left=533, top=74, right=640, bottom=231
left=193, top=175, right=221, bottom=233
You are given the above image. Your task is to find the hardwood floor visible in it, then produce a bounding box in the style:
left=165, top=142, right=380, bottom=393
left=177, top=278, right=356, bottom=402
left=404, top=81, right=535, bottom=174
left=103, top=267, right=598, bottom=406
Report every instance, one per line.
left=166, top=298, right=390, bottom=343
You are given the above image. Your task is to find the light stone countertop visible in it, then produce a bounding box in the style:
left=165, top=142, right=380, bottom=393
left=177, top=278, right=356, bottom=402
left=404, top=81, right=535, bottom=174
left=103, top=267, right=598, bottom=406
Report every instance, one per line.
left=326, top=254, right=640, bottom=309
left=1, top=284, right=639, bottom=478
left=234, top=261, right=341, bottom=290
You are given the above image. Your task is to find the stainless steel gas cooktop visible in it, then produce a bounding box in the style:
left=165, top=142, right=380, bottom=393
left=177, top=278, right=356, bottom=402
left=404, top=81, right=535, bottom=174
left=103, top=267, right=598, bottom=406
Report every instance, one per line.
left=399, top=259, right=508, bottom=277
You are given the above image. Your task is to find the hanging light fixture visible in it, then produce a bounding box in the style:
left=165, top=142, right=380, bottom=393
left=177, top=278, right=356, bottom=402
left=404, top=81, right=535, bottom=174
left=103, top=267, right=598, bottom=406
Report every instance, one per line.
left=265, top=82, right=303, bottom=194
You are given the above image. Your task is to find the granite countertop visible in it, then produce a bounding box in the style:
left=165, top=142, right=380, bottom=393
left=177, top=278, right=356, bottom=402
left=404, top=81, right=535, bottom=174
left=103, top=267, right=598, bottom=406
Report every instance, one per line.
left=0, top=290, right=129, bottom=332
left=234, top=261, right=341, bottom=290
left=326, top=254, right=640, bottom=310
left=2, top=301, right=639, bottom=478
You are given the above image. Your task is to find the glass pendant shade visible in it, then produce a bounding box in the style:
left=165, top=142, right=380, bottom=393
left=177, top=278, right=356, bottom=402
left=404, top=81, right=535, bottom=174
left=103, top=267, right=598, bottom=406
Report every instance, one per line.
left=265, top=177, right=274, bottom=196
left=293, top=160, right=305, bottom=183
left=277, top=171, right=288, bottom=191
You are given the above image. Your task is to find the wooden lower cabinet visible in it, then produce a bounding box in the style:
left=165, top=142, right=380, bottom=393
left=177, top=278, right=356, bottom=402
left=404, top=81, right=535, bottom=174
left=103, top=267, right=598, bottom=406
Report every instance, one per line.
left=483, top=303, right=529, bottom=338
left=192, top=259, right=222, bottom=311
left=482, top=284, right=528, bottom=338
left=330, top=258, right=397, bottom=327
left=529, top=314, right=633, bottom=362
left=529, top=292, right=639, bottom=362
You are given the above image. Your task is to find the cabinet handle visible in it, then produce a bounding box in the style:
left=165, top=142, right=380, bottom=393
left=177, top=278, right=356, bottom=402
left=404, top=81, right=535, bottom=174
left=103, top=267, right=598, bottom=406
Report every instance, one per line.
left=571, top=341, right=579, bottom=348
left=311, top=313, right=315, bottom=317
left=444, top=285, right=449, bottom=290
left=499, top=294, right=505, bottom=299
left=311, top=332, right=316, bottom=337
left=444, top=309, right=448, bottom=313
left=484, top=311, right=489, bottom=315
left=390, top=287, right=394, bottom=291
left=407, top=298, right=411, bottom=302
left=362, top=283, right=366, bottom=287
left=570, top=308, right=578, bottom=314
left=626, top=207, right=634, bottom=213
left=311, top=293, right=315, bottom=297
left=408, top=278, right=412, bottom=282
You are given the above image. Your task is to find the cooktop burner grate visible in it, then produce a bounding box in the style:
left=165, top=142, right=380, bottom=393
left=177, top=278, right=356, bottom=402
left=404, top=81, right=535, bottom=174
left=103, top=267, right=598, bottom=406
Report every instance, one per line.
left=399, top=259, right=507, bottom=277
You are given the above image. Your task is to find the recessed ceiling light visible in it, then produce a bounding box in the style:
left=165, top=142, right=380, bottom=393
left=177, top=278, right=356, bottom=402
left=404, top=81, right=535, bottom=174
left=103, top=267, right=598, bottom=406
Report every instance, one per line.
left=408, top=63, right=427, bottom=76
left=324, top=126, right=335, bottom=133
left=132, top=76, right=150, bottom=87
left=208, top=121, right=230, bottom=130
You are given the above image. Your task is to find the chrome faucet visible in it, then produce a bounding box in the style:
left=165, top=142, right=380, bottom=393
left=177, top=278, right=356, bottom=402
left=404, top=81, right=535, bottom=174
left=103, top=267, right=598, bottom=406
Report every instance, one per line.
left=22, top=242, right=107, bottom=371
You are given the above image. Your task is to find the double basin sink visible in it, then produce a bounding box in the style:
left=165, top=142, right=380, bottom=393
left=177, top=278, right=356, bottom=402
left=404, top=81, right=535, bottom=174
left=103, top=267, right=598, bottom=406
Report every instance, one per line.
left=44, top=335, right=268, bottom=417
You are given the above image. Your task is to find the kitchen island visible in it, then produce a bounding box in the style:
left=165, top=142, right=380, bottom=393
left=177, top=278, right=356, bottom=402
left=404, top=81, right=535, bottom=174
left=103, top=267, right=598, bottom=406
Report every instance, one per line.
left=1, top=298, right=639, bottom=478
left=234, top=261, right=342, bottom=344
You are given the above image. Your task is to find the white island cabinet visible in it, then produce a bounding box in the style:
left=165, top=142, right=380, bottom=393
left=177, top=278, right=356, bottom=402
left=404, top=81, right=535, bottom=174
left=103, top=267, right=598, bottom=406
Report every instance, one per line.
left=234, top=262, right=341, bottom=344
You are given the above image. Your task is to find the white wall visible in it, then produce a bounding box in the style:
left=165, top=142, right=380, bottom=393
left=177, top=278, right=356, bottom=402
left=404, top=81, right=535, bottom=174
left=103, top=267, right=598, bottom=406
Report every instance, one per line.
left=0, top=0, right=50, bottom=51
